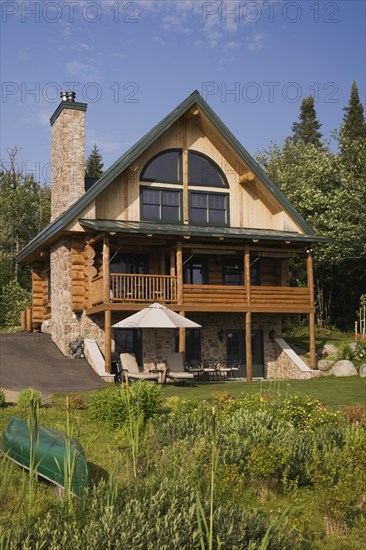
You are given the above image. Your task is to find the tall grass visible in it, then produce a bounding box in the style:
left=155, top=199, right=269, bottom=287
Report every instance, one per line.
left=25, top=392, right=41, bottom=519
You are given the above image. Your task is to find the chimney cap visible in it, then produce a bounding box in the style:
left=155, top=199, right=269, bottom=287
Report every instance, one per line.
left=60, top=91, right=76, bottom=102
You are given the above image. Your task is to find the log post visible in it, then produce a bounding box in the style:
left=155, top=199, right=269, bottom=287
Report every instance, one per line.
left=245, top=312, right=253, bottom=382
left=26, top=306, right=32, bottom=332
left=176, top=241, right=183, bottom=305
left=104, top=309, right=112, bottom=373
left=307, top=249, right=316, bottom=369
left=179, top=312, right=186, bottom=354
left=21, top=310, right=26, bottom=332
left=176, top=242, right=185, bottom=353
left=103, top=237, right=111, bottom=373
left=103, top=237, right=110, bottom=304
left=244, top=245, right=251, bottom=306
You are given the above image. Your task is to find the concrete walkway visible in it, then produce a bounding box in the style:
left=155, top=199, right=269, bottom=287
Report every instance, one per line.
left=0, top=332, right=106, bottom=402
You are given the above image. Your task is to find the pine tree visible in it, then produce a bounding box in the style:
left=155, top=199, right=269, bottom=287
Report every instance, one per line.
left=341, top=81, right=366, bottom=142
left=291, top=96, right=323, bottom=147
left=85, top=144, right=104, bottom=178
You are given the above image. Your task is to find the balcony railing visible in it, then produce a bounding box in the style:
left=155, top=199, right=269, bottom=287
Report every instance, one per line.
left=90, top=275, right=311, bottom=312
left=110, top=274, right=178, bottom=303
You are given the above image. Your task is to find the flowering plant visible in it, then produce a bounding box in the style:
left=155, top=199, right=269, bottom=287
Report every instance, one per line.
left=354, top=333, right=366, bottom=360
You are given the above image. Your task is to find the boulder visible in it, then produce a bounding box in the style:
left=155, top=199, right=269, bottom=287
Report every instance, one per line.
left=330, top=360, right=358, bottom=377
left=317, top=360, right=335, bottom=372
left=359, top=364, right=366, bottom=378
left=321, top=343, right=338, bottom=357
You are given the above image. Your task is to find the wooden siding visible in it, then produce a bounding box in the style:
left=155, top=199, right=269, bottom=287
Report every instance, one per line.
left=32, top=268, right=50, bottom=323
left=89, top=115, right=305, bottom=234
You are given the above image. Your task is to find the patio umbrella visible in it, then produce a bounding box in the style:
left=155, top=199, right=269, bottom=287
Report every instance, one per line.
left=112, top=302, right=201, bottom=329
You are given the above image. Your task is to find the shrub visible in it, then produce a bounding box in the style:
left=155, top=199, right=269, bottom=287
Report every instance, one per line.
left=67, top=395, right=86, bottom=410
left=17, top=387, right=41, bottom=409
left=0, top=278, right=31, bottom=328
left=89, top=382, right=163, bottom=429
left=0, top=388, right=6, bottom=407
left=337, top=342, right=356, bottom=361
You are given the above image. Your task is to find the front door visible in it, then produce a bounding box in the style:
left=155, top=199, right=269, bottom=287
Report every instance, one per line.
left=226, top=329, right=264, bottom=378
left=114, top=329, right=143, bottom=367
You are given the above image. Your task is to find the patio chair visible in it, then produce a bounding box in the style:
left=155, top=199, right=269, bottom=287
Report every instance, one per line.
left=216, top=362, right=233, bottom=381
left=166, top=352, right=194, bottom=384
left=120, top=353, right=159, bottom=382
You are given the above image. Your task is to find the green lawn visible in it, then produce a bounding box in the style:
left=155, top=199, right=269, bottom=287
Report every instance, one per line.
left=161, top=377, right=366, bottom=408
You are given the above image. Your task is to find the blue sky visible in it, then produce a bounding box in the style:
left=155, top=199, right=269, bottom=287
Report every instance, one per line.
left=1, top=0, right=365, bottom=184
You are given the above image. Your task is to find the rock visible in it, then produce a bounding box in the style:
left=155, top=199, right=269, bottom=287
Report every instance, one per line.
left=317, top=360, right=335, bottom=371
left=359, top=364, right=366, bottom=378
left=348, top=342, right=358, bottom=352
left=330, top=360, right=358, bottom=377
left=321, top=343, right=339, bottom=357
left=319, top=370, right=332, bottom=376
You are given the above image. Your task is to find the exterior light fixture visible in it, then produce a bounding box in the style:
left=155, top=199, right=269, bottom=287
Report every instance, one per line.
left=183, top=235, right=191, bottom=240
left=285, top=240, right=291, bottom=244
left=147, top=233, right=153, bottom=237
left=252, top=239, right=259, bottom=243
left=269, top=329, right=275, bottom=343
left=218, top=328, right=225, bottom=342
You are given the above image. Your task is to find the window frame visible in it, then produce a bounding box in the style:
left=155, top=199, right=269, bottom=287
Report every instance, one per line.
left=140, top=148, right=183, bottom=184
left=188, top=150, right=229, bottom=188
left=140, top=186, right=183, bottom=223
left=189, top=190, right=229, bottom=226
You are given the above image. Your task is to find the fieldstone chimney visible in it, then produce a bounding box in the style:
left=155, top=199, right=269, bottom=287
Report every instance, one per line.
left=50, top=92, right=87, bottom=221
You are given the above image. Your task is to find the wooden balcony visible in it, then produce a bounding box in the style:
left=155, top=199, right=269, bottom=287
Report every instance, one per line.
left=90, top=275, right=312, bottom=313
left=182, top=284, right=311, bottom=313
left=91, top=274, right=177, bottom=306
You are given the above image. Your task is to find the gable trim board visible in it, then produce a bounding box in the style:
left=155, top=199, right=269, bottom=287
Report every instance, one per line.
left=17, top=91, right=326, bottom=264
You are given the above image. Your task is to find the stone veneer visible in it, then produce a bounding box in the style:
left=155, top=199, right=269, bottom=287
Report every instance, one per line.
left=51, top=104, right=86, bottom=221
left=119, top=312, right=282, bottom=375
left=267, top=346, right=314, bottom=380
left=49, top=239, right=81, bottom=355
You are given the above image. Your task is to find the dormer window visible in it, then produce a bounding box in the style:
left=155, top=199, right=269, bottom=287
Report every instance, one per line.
left=188, top=151, right=228, bottom=187
left=141, top=149, right=182, bottom=184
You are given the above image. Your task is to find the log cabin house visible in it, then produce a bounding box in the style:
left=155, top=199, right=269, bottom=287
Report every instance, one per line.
left=17, top=91, right=328, bottom=381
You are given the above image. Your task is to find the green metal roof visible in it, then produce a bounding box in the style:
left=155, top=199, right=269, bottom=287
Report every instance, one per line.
left=79, top=219, right=329, bottom=244
left=17, top=90, right=322, bottom=263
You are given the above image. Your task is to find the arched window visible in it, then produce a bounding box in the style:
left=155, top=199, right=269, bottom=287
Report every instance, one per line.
left=140, top=149, right=182, bottom=184
left=188, top=151, right=228, bottom=187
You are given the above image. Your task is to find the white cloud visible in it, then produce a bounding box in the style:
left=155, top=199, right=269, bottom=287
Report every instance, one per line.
left=65, top=61, right=100, bottom=82
left=246, top=32, right=265, bottom=51
left=224, top=41, right=240, bottom=50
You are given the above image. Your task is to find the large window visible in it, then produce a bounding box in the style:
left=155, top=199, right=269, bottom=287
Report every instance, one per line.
left=141, top=149, right=182, bottom=184
left=189, top=151, right=228, bottom=187
left=141, top=187, right=182, bottom=222
left=190, top=192, right=228, bottom=225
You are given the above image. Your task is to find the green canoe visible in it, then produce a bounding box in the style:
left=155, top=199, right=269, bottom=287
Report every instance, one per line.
left=1, top=416, right=89, bottom=497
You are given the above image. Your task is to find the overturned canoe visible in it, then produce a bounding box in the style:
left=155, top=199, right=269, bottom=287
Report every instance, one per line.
left=1, top=416, right=89, bottom=497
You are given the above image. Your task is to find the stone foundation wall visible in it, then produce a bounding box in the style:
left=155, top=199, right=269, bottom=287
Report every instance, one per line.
left=49, top=239, right=81, bottom=355
left=190, top=313, right=281, bottom=376
left=80, top=313, right=106, bottom=352
left=267, top=348, right=312, bottom=380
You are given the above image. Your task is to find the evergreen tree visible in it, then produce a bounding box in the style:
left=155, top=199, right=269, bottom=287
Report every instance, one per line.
left=291, top=96, right=323, bottom=147
left=0, top=148, right=50, bottom=280
left=85, top=144, right=104, bottom=178
left=341, top=80, right=366, bottom=142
